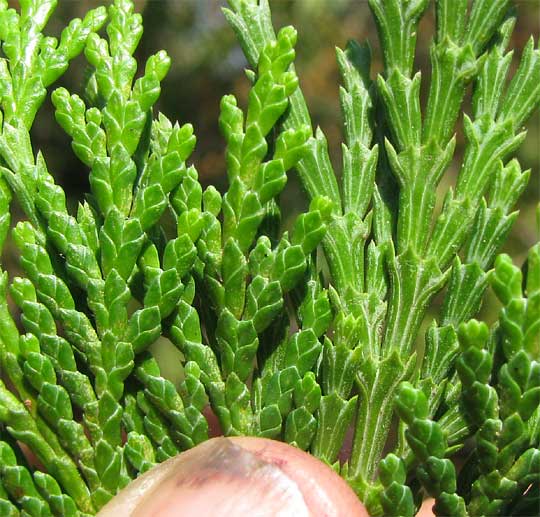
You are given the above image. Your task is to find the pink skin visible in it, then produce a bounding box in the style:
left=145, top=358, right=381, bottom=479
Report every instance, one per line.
left=96, top=410, right=435, bottom=517
left=418, top=499, right=436, bottom=517
left=98, top=437, right=368, bottom=517
left=20, top=410, right=434, bottom=517
left=19, top=403, right=434, bottom=515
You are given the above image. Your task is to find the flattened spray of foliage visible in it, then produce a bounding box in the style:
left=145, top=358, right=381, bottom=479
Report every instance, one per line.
left=0, top=0, right=538, bottom=515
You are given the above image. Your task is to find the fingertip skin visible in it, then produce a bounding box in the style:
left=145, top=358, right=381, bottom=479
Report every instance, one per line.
left=97, top=437, right=368, bottom=517
left=232, top=437, right=367, bottom=517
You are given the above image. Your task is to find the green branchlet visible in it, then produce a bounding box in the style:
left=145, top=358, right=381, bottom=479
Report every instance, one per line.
left=0, top=0, right=538, bottom=515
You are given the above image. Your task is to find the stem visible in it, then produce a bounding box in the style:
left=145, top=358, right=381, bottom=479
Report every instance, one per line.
left=348, top=351, right=415, bottom=494
left=383, top=252, right=447, bottom=355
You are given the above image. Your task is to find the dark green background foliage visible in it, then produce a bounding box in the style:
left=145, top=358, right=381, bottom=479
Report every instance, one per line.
left=27, top=0, right=539, bottom=250
left=21, top=0, right=538, bottom=391
left=11, top=1, right=538, bottom=345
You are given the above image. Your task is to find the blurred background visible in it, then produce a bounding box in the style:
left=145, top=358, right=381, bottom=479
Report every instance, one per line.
left=12, top=0, right=539, bottom=341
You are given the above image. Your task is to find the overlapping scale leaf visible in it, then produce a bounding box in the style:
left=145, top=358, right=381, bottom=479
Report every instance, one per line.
left=395, top=383, right=466, bottom=516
